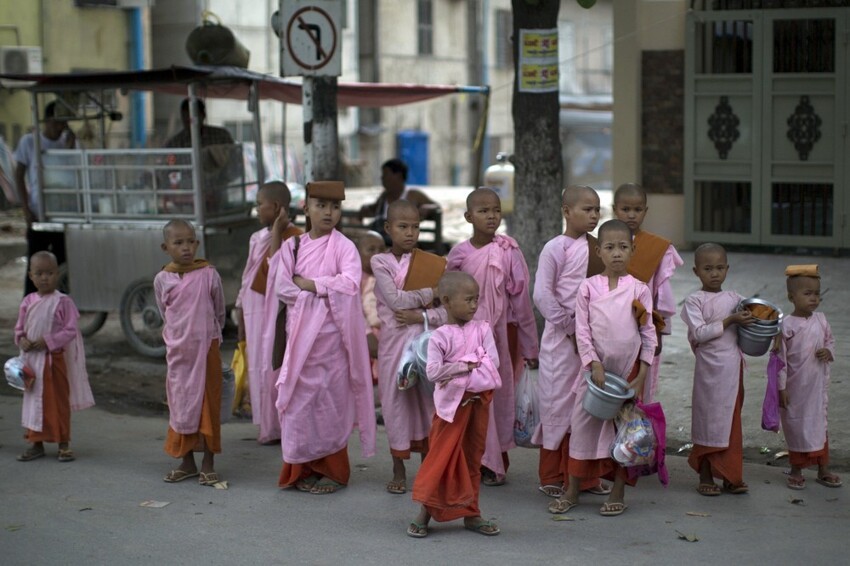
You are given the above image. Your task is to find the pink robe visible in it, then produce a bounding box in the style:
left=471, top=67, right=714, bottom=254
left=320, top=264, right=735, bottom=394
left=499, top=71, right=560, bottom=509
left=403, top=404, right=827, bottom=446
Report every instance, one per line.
left=447, top=236, right=539, bottom=473
left=426, top=321, right=501, bottom=423
left=680, top=290, right=744, bottom=447
left=154, top=266, right=225, bottom=434
left=570, top=275, right=656, bottom=460
left=371, top=252, right=445, bottom=453
left=16, top=292, right=93, bottom=431
left=275, top=230, right=377, bottom=464
left=645, top=245, right=684, bottom=401
left=235, top=227, right=280, bottom=443
left=778, top=313, right=834, bottom=452
left=531, top=234, right=588, bottom=450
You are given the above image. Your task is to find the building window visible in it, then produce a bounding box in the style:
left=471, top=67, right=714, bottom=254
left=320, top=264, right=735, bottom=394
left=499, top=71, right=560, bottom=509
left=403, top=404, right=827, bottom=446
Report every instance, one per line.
left=418, top=0, right=433, bottom=56
left=495, top=10, right=513, bottom=68
left=224, top=120, right=255, bottom=144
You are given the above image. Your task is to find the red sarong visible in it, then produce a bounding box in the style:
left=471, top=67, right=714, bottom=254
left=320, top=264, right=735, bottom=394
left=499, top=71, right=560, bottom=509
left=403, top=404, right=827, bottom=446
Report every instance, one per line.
left=688, top=373, right=744, bottom=485
left=278, top=446, right=351, bottom=487
left=26, top=351, right=71, bottom=444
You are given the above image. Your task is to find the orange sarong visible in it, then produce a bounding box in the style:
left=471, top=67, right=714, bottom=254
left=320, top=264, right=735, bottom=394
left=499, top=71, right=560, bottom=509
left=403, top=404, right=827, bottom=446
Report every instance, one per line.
left=412, top=390, right=493, bottom=522
left=789, top=439, right=829, bottom=468
left=278, top=446, right=351, bottom=487
left=390, top=438, right=429, bottom=460
left=688, top=373, right=744, bottom=485
left=539, top=434, right=602, bottom=490
left=164, top=340, right=222, bottom=457
left=26, top=351, right=71, bottom=444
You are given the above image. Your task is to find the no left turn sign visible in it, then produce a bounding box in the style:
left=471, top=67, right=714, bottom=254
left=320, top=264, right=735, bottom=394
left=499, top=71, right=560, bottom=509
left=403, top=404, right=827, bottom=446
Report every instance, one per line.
left=281, top=1, right=342, bottom=77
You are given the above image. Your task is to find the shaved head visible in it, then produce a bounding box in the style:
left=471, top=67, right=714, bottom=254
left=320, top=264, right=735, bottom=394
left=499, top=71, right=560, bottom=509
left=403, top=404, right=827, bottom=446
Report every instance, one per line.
left=30, top=250, right=58, bottom=269
left=163, top=219, right=196, bottom=242
left=387, top=199, right=420, bottom=223
left=258, top=181, right=292, bottom=208
left=614, top=183, right=647, bottom=205
left=787, top=274, right=820, bottom=293
left=357, top=230, right=385, bottom=249
left=466, top=187, right=500, bottom=210
left=694, top=242, right=727, bottom=265
left=438, top=271, right=478, bottom=298
left=562, top=185, right=599, bottom=207
left=597, top=219, right=632, bottom=243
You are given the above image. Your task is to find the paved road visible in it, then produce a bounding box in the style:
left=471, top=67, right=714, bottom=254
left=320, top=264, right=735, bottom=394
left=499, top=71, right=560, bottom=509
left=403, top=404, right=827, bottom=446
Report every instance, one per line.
left=0, top=395, right=846, bottom=565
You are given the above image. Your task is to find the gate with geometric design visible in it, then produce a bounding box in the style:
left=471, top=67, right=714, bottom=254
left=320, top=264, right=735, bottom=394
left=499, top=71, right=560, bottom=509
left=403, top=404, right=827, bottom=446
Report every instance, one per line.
left=685, top=7, right=849, bottom=248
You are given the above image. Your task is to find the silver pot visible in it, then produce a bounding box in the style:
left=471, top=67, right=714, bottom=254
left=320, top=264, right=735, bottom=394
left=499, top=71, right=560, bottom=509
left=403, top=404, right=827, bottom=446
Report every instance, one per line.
left=737, top=324, right=780, bottom=356
left=582, top=371, right=635, bottom=421
left=738, top=297, right=783, bottom=325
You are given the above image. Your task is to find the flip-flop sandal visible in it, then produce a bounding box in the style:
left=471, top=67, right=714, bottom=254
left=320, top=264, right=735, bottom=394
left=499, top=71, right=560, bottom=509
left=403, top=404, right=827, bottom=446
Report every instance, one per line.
left=723, top=481, right=749, bottom=494
left=406, top=521, right=428, bottom=539
left=57, top=449, right=76, bottom=462
left=481, top=469, right=506, bottom=487
left=386, top=480, right=407, bottom=494
left=16, top=447, right=45, bottom=462
left=696, top=483, right=721, bottom=496
left=464, top=520, right=500, bottom=536
left=163, top=469, right=200, bottom=483
left=786, top=475, right=806, bottom=490
left=538, top=484, right=564, bottom=498
left=599, top=502, right=628, bottom=517
left=815, top=474, right=842, bottom=488
left=199, top=472, right=221, bottom=486
left=584, top=483, right=612, bottom=496
left=294, top=475, right=320, bottom=492
left=310, top=479, right=345, bottom=495
left=548, top=498, right=577, bottom=514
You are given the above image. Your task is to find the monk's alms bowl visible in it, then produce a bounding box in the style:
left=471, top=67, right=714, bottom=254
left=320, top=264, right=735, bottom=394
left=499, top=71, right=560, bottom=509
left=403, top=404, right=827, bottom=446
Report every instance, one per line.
left=738, top=297, right=783, bottom=326
left=737, top=324, right=780, bottom=356
left=582, top=371, right=635, bottom=421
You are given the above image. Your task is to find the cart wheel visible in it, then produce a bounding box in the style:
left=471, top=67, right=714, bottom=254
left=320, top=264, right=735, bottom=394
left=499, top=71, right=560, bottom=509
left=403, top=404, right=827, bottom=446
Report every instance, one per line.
left=58, top=264, right=108, bottom=337
left=120, top=278, right=166, bottom=358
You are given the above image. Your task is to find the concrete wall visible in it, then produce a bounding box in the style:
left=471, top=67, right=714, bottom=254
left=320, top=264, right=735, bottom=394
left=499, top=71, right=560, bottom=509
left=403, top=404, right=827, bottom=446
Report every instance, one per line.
left=613, top=0, right=688, bottom=247
left=0, top=2, right=133, bottom=149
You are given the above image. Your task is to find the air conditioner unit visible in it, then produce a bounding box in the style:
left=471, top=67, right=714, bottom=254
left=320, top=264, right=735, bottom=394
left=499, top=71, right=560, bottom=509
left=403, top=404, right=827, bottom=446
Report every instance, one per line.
left=0, top=46, right=43, bottom=88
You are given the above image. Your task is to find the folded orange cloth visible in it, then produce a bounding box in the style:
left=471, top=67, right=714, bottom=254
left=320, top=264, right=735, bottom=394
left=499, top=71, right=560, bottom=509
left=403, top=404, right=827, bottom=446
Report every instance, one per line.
left=746, top=304, right=779, bottom=321
left=403, top=249, right=447, bottom=291
left=785, top=264, right=819, bottom=278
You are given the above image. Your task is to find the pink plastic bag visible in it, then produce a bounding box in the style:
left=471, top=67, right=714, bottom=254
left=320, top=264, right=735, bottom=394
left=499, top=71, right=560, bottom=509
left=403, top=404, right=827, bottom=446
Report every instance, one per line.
left=762, top=351, right=783, bottom=432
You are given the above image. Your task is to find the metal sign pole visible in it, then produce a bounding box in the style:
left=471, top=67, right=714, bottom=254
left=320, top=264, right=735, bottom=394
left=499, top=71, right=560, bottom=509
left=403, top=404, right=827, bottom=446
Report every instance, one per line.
left=303, top=76, right=314, bottom=184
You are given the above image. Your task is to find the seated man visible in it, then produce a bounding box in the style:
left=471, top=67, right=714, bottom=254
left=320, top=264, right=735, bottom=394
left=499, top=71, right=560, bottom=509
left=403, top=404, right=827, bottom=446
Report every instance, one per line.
left=359, top=158, right=440, bottom=245
left=164, top=98, right=237, bottom=214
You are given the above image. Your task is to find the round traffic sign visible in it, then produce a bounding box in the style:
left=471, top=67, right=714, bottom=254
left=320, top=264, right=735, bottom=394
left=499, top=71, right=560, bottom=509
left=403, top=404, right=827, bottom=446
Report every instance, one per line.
left=285, top=6, right=338, bottom=72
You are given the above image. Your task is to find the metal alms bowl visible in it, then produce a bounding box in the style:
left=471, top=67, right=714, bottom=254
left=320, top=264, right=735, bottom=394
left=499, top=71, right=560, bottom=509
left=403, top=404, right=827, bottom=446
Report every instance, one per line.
left=738, top=297, right=783, bottom=326
left=737, top=324, right=780, bottom=356
left=582, top=371, right=635, bottom=421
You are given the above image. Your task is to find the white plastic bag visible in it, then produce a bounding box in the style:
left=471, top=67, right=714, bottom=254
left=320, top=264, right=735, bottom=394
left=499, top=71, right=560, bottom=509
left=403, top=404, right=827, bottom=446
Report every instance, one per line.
left=513, top=366, right=540, bottom=448
left=610, top=403, right=656, bottom=468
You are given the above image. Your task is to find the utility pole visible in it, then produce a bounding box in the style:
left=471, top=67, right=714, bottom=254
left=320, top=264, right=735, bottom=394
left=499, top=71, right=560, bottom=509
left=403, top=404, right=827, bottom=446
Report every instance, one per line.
left=276, top=0, right=342, bottom=183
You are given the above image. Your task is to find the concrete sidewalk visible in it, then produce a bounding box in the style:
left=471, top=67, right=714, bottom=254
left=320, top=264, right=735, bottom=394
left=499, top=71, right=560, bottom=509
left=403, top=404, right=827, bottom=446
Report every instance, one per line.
left=0, top=395, right=846, bottom=565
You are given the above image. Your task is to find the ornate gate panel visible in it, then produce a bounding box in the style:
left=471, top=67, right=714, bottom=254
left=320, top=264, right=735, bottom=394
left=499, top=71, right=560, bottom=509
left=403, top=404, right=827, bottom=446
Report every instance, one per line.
left=685, top=8, right=848, bottom=248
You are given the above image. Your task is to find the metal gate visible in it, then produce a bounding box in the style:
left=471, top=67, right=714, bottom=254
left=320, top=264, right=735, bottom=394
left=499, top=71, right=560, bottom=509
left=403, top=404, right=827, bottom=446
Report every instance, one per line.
left=685, top=8, right=849, bottom=248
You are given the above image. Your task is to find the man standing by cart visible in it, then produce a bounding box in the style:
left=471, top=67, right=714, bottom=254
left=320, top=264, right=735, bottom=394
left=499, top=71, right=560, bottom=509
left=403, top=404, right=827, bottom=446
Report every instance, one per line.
left=14, top=101, right=77, bottom=295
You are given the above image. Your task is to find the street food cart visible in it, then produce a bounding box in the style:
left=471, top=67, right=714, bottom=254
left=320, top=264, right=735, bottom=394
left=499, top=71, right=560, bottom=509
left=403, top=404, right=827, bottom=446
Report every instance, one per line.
left=3, top=65, right=490, bottom=357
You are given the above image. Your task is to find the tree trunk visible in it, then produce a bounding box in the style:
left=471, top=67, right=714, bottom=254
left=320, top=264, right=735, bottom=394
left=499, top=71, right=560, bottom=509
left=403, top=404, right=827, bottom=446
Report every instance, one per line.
left=511, top=0, right=563, bottom=287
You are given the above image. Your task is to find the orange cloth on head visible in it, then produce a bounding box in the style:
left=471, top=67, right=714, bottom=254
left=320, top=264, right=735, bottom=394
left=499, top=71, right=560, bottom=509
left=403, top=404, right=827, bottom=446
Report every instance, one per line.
left=26, top=351, right=71, bottom=444
left=688, top=369, right=744, bottom=485
left=789, top=439, right=829, bottom=468
left=628, top=231, right=670, bottom=284
left=164, top=340, right=222, bottom=457
left=278, top=446, right=351, bottom=487
left=539, top=434, right=604, bottom=490
left=785, top=264, right=819, bottom=278
left=412, top=391, right=493, bottom=522
left=390, top=438, right=429, bottom=460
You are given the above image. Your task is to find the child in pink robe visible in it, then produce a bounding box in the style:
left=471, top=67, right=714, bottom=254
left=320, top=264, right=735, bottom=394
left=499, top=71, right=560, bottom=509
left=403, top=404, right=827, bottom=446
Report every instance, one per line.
left=779, top=267, right=841, bottom=489
left=533, top=185, right=607, bottom=497
left=235, top=182, right=301, bottom=444
left=155, top=220, right=226, bottom=486
left=551, top=220, right=656, bottom=517
left=274, top=181, right=376, bottom=495
left=408, top=272, right=501, bottom=538
left=613, top=183, right=684, bottom=401
left=446, top=188, right=539, bottom=485
left=372, top=200, right=445, bottom=495
left=680, top=243, right=753, bottom=496
left=15, top=251, right=93, bottom=463
left=357, top=231, right=384, bottom=384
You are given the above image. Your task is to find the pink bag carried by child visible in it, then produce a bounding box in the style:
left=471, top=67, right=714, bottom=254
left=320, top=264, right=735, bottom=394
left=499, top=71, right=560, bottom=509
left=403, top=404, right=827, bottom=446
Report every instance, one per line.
left=762, top=351, right=783, bottom=432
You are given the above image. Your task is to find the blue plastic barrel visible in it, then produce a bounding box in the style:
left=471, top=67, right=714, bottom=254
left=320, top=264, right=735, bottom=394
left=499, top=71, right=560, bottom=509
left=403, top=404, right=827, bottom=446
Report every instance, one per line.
left=396, top=130, right=429, bottom=185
